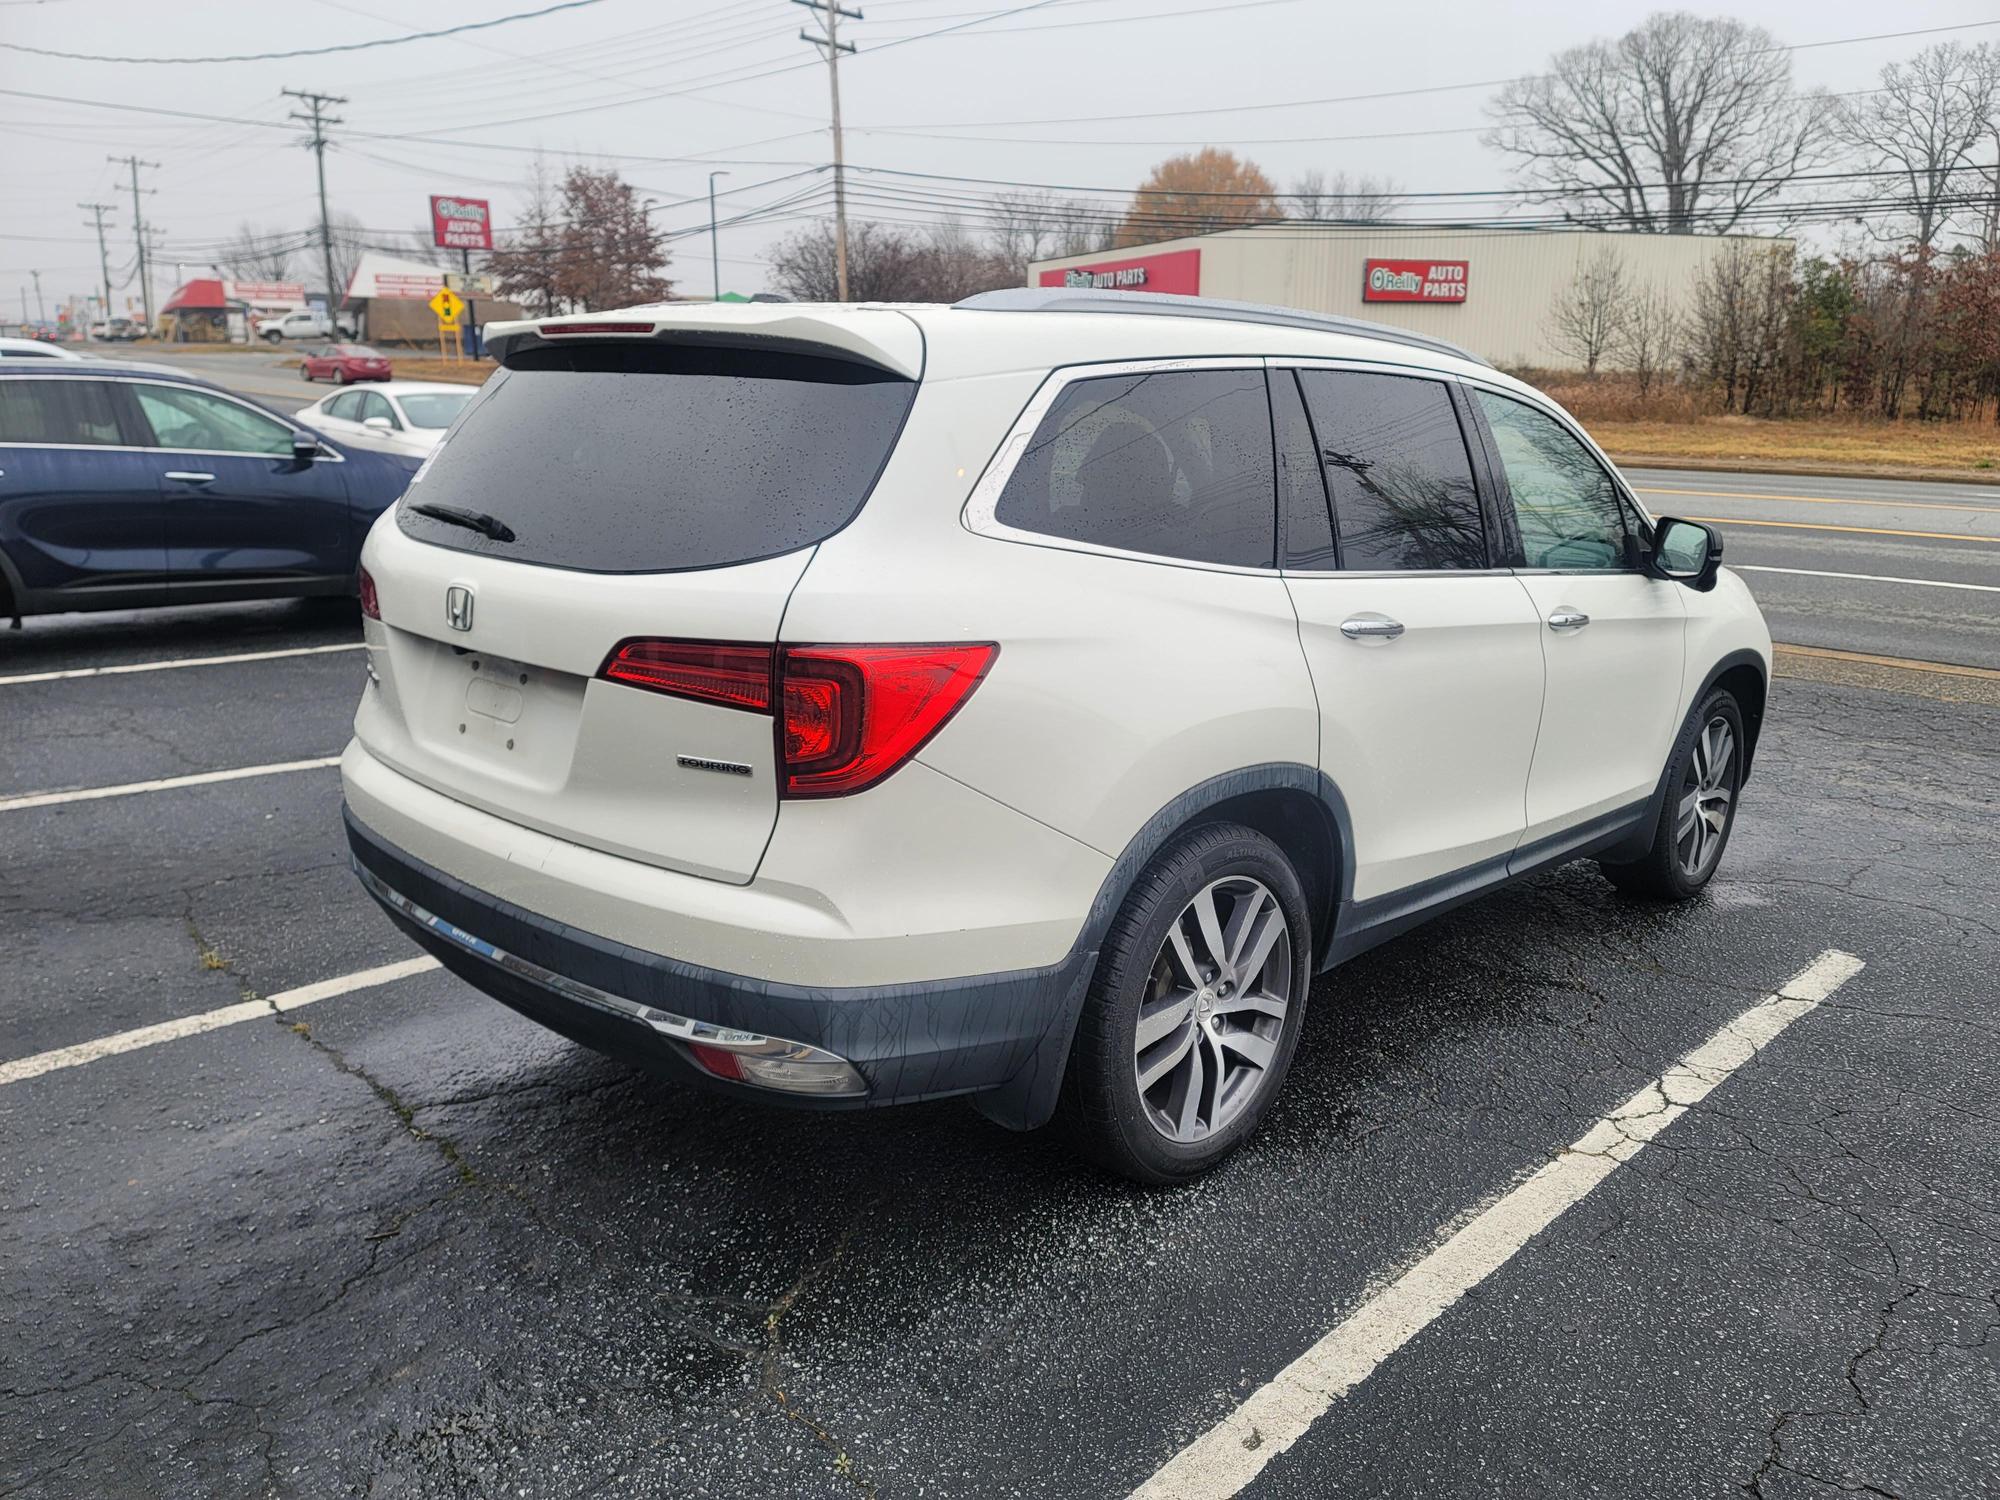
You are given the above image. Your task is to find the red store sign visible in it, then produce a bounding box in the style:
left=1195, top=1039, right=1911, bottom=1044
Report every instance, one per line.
left=430, top=195, right=494, bottom=252
left=1362, top=259, right=1468, bottom=304
left=1038, top=248, right=1201, bottom=296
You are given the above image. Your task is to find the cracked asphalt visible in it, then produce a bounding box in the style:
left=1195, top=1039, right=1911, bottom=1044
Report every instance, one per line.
left=3, top=589, right=1997, bottom=1499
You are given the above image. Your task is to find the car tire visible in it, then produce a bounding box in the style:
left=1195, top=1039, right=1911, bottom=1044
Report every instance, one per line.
left=1060, top=821, right=1312, bottom=1185
left=1598, top=687, right=1746, bottom=901
left=264, top=332, right=282, bottom=344
left=299, top=365, right=314, bottom=381
left=334, top=369, right=348, bottom=385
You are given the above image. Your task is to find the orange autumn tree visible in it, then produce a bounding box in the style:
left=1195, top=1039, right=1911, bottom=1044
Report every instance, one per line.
left=1114, top=148, right=1281, bottom=248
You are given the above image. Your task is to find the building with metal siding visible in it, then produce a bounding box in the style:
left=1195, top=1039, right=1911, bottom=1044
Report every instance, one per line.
left=1027, top=225, right=1791, bottom=370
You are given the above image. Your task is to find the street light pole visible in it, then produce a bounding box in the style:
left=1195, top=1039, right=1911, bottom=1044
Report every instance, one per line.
left=708, top=170, right=731, bottom=302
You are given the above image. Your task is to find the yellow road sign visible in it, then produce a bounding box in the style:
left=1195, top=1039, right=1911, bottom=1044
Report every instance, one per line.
left=429, top=287, right=466, bottom=325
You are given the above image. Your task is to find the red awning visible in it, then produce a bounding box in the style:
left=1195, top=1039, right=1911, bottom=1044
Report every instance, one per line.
left=162, top=278, right=230, bottom=313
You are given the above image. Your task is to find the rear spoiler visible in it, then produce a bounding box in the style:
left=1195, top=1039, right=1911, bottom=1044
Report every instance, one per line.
left=483, top=304, right=924, bottom=379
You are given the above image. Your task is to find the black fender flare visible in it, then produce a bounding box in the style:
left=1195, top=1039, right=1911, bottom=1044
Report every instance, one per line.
left=973, top=762, right=1355, bottom=1131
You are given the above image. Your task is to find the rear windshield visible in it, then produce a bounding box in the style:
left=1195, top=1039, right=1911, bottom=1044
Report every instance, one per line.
left=396, top=342, right=918, bottom=573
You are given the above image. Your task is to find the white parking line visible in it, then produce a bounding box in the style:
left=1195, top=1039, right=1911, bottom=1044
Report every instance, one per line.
left=1734, top=564, right=2000, bottom=594
left=0, top=641, right=363, bottom=688
left=0, top=756, right=342, bottom=814
left=0, top=956, right=440, bottom=1088
left=1131, top=948, right=1866, bottom=1500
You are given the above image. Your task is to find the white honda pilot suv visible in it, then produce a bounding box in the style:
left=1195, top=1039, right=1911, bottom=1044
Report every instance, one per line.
left=344, top=289, right=1770, bottom=1183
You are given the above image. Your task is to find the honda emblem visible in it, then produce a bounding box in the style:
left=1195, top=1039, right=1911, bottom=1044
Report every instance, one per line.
left=445, top=585, right=475, bottom=632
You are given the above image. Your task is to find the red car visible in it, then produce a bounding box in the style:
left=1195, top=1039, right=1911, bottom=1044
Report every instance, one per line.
left=300, top=343, right=391, bottom=384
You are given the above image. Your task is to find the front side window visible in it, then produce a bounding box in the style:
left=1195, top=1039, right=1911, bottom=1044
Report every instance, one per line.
left=1476, top=390, right=1630, bottom=570
left=357, top=392, right=398, bottom=428
left=1296, top=370, right=1486, bottom=571
left=0, top=379, right=129, bottom=445
left=133, top=385, right=294, bottom=456
left=992, top=368, right=1275, bottom=568
left=324, top=391, right=363, bottom=420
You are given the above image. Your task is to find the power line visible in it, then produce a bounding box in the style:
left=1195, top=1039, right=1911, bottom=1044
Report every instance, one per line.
left=1, top=0, right=606, bottom=63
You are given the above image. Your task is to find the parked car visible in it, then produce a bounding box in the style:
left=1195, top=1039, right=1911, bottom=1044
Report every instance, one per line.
left=300, top=343, right=392, bottom=385
left=0, top=336, right=87, bottom=362
left=343, top=291, right=1770, bottom=1183
left=0, top=364, right=418, bottom=624
left=295, top=381, right=475, bottom=457
left=257, top=310, right=358, bottom=342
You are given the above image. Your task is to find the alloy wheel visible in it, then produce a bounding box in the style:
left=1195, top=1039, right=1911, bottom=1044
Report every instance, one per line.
left=1676, top=716, right=1735, bottom=879
left=1132, top=876, right=1292, bottom=1143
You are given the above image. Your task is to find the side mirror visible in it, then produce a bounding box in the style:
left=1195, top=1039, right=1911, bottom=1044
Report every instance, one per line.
left=1648, top=516, right=1722, bottom=591
left=291, top=430, right=323, bottom=462
left=362, top=416, right=394, bottom=432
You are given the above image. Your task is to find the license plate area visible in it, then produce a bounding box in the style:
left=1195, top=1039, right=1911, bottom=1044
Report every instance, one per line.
left=450, top=649, right=584, bottom=778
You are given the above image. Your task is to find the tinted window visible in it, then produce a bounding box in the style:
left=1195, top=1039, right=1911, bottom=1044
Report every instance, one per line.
left=1297, top=371, right=1485, bottom=571
left=358, top=391, right=397, bottom=427
left=133, top=386, right=294, bottom=455
left=324, top=391, right=363, bottom=419
left=993, top=369, right=1274, bottom=568
left=397, top=343, right=917, bottom=573
left=1272, top=370, right=1336, bottom=569
left=0, top=378, right=128, bottom=445
left=1476, top=391, right=1630, bottom=569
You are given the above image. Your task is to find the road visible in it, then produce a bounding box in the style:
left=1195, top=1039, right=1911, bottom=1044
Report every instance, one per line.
left=93, top=345, right=2000, bottom=671
left=3, top=347, right=1994, bottom=1498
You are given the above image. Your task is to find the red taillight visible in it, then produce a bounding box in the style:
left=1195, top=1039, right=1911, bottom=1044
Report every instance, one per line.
left=539, top=322, right=655, bottom=337
left=687, top=1043, right=745, bottom=1081
left=780, top=644, right=996, bottom=798
left=600, top=640, right=772, bottom=712
left=596, top=639, right=996, bottom=798
left=357, top=565, right=380, bottom=620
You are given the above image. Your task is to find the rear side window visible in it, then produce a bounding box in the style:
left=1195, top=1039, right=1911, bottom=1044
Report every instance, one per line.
left=993, top=368, right=1274, bottom=568
left=1296, top=370, right=1486, bottom=571
left=398, top=343, right=917, bottom=573
left=0, top=378, right=129, bottom=445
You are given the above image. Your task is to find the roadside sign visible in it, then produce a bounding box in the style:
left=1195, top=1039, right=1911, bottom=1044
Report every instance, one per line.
left=429, top=287, right=466, bottom=326
left=430, top=195, right=493, bottom=251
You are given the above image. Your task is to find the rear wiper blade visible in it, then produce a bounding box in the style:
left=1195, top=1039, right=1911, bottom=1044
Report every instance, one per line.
left=409, top=501, right=516, bottom=543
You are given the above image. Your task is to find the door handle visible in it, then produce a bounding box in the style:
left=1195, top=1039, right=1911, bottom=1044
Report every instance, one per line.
left=164, top=471, right=216, bottom=484
left=1339, top=615, right=1405, bottom=642
left=1547, top=609, right=1591, bottom=632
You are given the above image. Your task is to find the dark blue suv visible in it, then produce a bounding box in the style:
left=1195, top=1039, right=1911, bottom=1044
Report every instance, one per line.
left=0, top=364, right=419, bottom=625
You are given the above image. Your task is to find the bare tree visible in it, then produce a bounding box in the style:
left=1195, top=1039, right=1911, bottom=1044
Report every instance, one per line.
left=1684, top=240, right=1795, bottom=412
left=1549, top=247, right=1631, bottom=375
left=1616, top=281, right=1682, bottom=395
left=1288, top=170, right=1401, bottom=222
left=489, top=156, right=562, bottom=316
left=989, top=190, right=1109, bottom=273
left=217, top=222, right=295, bottom=283
left=1486, top=12, right=1832, bottom=233
left=1836, top=41, right=2000, bottom=251
left=323, top=210, right=367, bottom=303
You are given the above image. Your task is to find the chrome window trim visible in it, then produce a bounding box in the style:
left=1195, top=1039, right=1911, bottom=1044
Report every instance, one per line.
left=960, top=356, right=1283, bottom=577
left=0, top=371, right=346, bottom=462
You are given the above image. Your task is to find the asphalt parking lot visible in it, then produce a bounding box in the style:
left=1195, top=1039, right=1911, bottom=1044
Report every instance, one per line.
left=5, top=434, right=1999, bottom=1493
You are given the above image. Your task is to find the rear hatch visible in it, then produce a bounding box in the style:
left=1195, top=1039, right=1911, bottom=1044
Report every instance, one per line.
left=354, top=317, right=922, bottom=884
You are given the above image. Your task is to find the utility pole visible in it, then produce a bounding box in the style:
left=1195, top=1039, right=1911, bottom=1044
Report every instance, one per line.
left=30, top=270, right=45, bottom=326
left=108, top=155, right=158, bottom=328
left=796, top=0, right=858, bottom=301
left=79, top=202, right=116, bottom=323
left=283, top=89, right=348, bottom=322
left=708, top=170, right=731, bottom=302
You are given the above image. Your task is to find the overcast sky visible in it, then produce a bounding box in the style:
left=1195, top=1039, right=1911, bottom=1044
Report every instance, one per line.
left=4, top=0, right=1995, bottom=314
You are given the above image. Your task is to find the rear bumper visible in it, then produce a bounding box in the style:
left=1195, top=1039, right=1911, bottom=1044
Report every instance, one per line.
left=345, top=807, right=1095, bottom=1121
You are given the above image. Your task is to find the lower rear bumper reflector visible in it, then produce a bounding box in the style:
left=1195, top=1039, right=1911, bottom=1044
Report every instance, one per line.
left=353, top=860, right=868, bottom=1097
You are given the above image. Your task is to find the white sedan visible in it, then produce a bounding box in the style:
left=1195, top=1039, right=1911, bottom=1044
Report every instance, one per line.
left=295, top=381, right=477, bottom=457
left=0, top=336, right=88, bottom=361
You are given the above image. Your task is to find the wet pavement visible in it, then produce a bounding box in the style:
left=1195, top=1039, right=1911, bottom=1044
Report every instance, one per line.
left=3, top=595, right=1997, bottom=1498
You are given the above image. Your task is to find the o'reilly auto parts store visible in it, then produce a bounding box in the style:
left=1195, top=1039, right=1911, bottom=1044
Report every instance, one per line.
left=1028, top=225, right=1789, bottom=370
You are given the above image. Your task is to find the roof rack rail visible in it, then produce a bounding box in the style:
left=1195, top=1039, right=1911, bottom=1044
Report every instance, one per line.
left=952, top=287, right=1490, bottom=368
